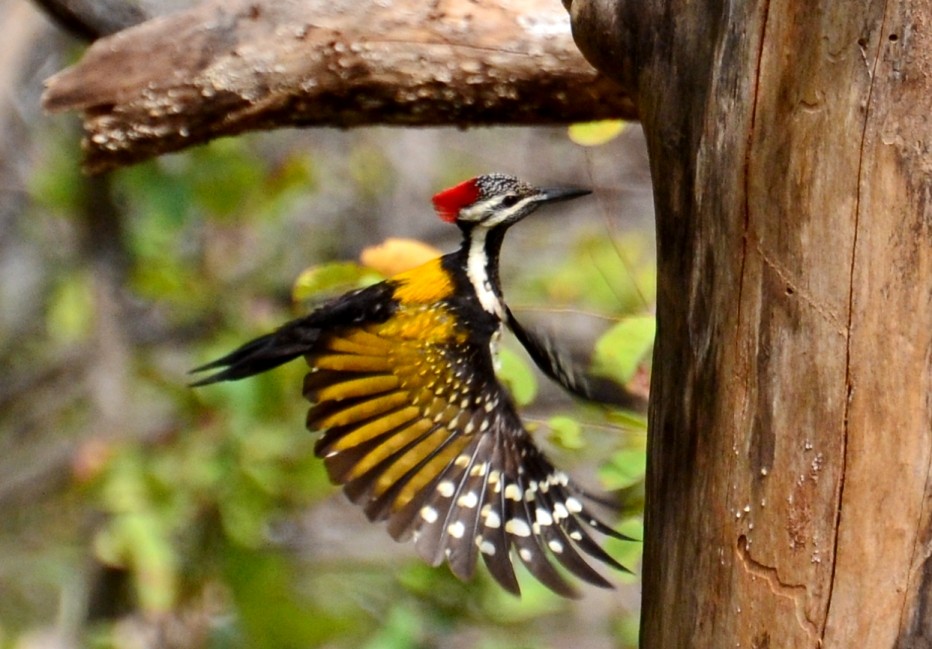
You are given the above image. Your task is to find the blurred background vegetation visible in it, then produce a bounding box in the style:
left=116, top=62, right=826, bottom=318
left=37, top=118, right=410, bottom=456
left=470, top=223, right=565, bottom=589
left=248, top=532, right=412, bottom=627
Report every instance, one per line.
left=0, top=2, right=656, bottom=648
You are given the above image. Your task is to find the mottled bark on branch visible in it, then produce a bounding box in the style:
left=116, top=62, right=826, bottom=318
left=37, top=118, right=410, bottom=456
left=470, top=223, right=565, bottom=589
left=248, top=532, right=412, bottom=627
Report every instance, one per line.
left=42, top=0, right=635, bottom=173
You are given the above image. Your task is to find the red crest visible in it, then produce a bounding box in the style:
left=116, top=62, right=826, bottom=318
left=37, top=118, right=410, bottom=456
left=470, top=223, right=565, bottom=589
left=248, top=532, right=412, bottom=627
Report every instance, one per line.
left=431, top=178, right=480, bottom=223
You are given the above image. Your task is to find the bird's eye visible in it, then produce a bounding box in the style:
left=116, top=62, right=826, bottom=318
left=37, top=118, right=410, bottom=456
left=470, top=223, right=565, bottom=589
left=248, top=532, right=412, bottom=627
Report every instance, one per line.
left=501, top=195, right=520, bottom=208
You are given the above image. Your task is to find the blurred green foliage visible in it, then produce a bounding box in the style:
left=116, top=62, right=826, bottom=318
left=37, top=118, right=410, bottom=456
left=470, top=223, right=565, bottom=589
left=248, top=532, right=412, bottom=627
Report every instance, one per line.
left=5, top=128, right=654, bottom=649
left=292, top=262, right=381, bottom=305
left=46, top=269, right=96, bottom=344
left=594, top=316, right=656, bottom=386
left=496, top=347, right=539, bottom=407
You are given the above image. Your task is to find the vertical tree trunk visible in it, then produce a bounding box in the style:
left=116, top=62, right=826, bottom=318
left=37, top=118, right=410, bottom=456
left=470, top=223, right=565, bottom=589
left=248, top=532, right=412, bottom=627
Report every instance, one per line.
left=571, top=0, right=932, bottom=646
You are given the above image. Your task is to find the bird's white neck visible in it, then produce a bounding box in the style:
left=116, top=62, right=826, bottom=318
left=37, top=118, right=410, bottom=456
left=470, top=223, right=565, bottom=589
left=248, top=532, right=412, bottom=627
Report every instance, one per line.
left=466, top=228, right=504, bottom=319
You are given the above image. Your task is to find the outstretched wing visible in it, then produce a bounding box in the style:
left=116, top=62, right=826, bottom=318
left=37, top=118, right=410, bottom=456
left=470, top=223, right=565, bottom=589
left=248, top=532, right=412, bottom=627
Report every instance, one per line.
left=304, top=302, right=630, bottom=597
left=505, top=306, right=648, bottom=411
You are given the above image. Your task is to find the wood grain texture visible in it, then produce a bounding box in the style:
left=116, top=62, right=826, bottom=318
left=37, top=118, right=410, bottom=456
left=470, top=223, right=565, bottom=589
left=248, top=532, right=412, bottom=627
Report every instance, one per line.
left=570, top=0, right=932, bottom=646
left=42, top=0, right=635, bottom=172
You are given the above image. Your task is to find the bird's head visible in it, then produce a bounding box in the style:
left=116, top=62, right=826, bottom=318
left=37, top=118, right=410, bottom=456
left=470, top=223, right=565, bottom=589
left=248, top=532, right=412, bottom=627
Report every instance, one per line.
left=432, top=173, right=591, bottom=231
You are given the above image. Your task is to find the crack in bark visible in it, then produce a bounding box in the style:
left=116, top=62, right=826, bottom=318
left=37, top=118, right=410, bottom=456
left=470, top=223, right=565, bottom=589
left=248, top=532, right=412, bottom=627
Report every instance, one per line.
left=737, top=535, right=819, bottom=642
left=755, top=240, right=847, bottom=334
left=735, top=0, right=771, bottom=339
left=898, top=361, right=932, bottom=637
left=821, top=1, right=891, bottom=641
left=900, top=488, right=932, bottom=637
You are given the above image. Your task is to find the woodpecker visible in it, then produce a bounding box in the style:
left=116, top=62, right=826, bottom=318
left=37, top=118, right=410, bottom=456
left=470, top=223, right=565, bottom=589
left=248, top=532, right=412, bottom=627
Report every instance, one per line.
left=192, top=174, right=631, bottom=597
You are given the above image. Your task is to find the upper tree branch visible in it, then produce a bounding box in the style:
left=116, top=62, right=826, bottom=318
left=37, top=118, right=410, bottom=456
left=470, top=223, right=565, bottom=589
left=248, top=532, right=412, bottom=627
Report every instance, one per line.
left=42, top=0, right=637, bottom=173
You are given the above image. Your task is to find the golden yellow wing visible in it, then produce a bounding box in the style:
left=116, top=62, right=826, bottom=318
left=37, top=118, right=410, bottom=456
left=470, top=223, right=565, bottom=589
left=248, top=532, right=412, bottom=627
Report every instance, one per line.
left=303, top=300, right=628, bottom=597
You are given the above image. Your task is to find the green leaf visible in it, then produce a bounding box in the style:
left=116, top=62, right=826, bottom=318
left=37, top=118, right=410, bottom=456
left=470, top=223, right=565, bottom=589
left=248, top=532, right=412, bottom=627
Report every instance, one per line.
left=479, top=562, right=562, bottom=622
left=93, top=512, right=178, bottom=613
left=547, top=415, right=584, bottom=450
left=292, top=261, right=381, bottom=304
left=598, top=449, right=647, bottom=490
left=603, top=517, right=644, bottom=586
left=605, top=408, right=649, bottom=434
left=223, top=545, right=349, bottom=649
left=615, top=610, right=642, bottom=649
left=496, top=347, right=537, bottom=406
left=122, top=513, right=178, bottom=612
left=592, top=315, right=656, bottom=385
left=360, top=604, right=423, bottom=649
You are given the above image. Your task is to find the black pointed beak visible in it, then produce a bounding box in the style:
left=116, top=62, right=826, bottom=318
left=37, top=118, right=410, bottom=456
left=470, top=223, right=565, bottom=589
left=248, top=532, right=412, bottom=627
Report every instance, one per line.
left=538, top=186, right=592, bottom=205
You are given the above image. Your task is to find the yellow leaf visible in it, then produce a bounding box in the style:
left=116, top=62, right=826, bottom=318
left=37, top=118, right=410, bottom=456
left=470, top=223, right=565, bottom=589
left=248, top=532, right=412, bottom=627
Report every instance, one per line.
left=568, top=120, right=627, bottom=146
left=360, top=238, right=441, bottom=276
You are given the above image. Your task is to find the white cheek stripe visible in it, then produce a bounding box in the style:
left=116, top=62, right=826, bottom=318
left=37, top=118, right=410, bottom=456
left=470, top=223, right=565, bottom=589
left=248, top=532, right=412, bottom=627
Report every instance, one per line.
left=459, top=196, right=537, bottom=225
left=467, top=229, right=504, bottom=318
left=483, top=196, right=536, bottom=227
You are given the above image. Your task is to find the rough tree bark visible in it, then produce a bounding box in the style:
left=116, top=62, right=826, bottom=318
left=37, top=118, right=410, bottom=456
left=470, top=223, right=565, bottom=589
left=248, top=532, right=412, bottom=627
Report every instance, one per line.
left=570, top=0, right=932, bottom=647
left=41, top=0, right=635, bottom=173
left=42, top=0, right=932, bottom=646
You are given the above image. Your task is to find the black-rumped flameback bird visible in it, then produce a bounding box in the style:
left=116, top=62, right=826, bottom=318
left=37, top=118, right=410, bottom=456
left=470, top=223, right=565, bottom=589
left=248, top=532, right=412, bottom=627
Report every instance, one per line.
left=192, top=173, right=631, bottom=597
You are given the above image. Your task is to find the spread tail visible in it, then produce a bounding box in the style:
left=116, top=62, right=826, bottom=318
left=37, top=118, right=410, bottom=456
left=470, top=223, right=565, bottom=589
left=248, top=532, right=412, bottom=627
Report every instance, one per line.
left=190, top=321, right=320, bottom=386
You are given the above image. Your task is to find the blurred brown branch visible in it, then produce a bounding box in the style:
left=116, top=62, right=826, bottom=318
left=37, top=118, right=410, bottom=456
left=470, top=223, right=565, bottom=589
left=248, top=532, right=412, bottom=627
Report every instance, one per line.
left=42, top=0, right=637, bottom=173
